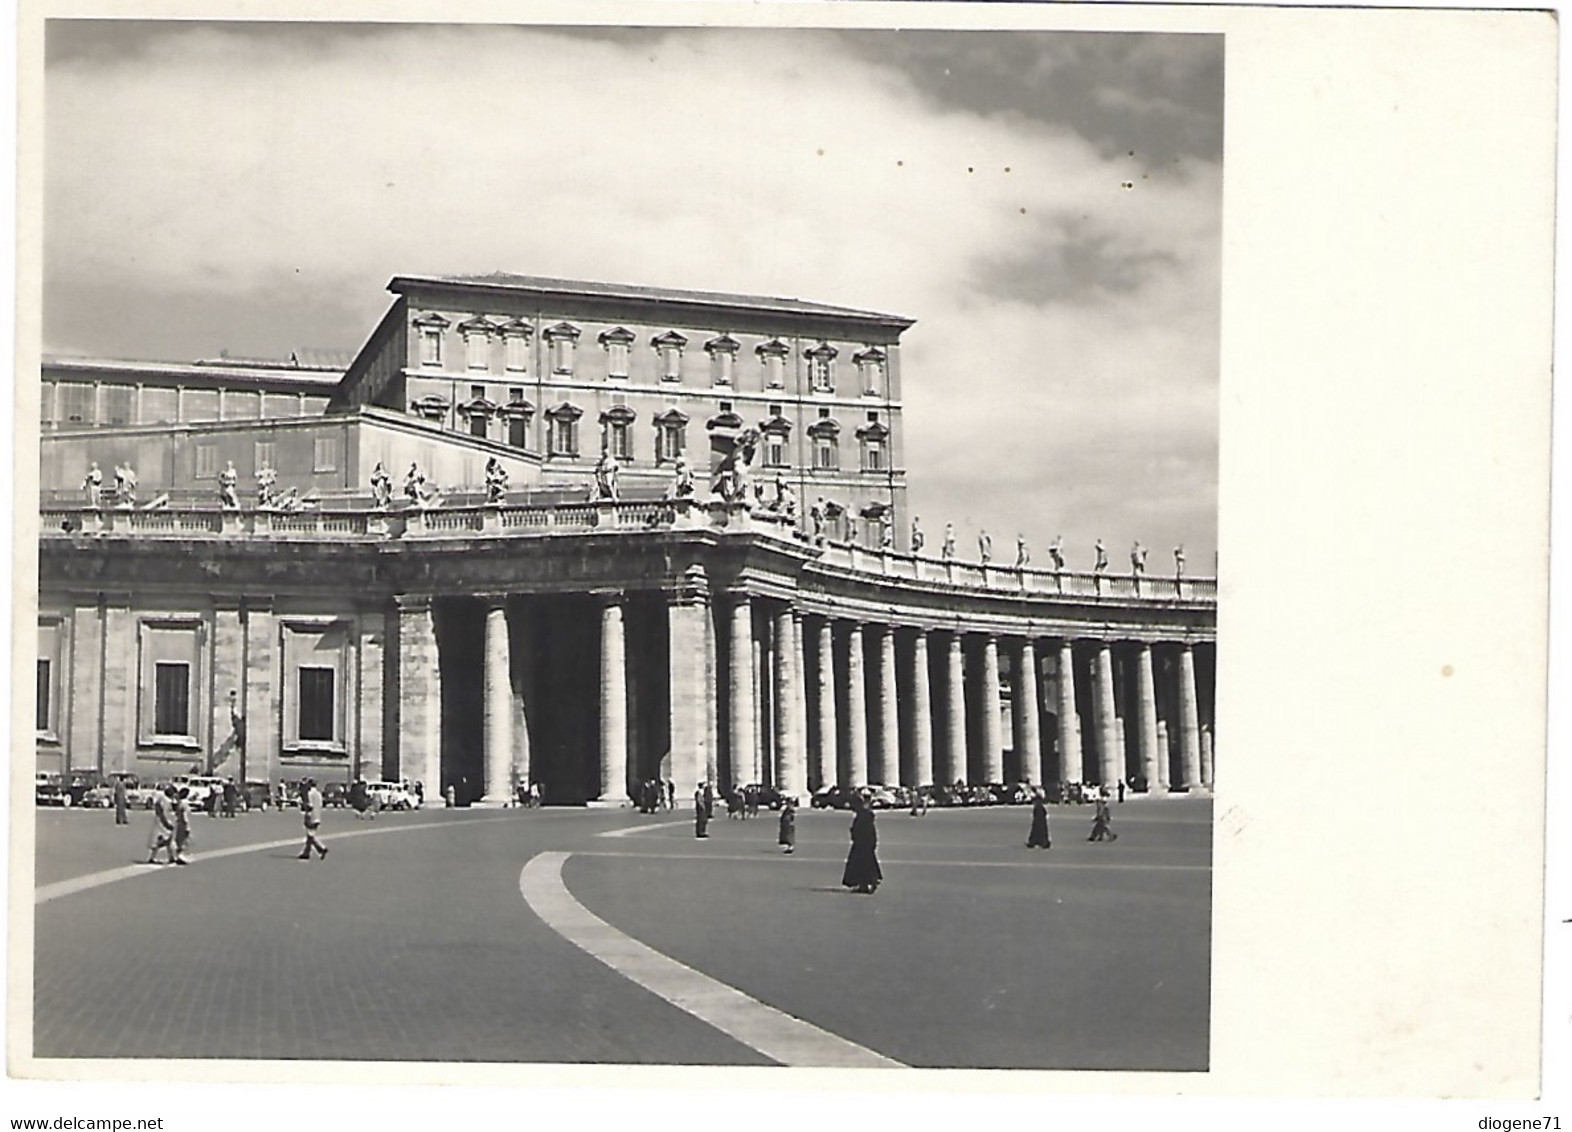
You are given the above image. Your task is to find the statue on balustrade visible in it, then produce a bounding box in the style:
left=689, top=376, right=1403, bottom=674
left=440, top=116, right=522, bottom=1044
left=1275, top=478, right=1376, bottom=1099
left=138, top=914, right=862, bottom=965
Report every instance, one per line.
left=484, top=457, right=508, bottom=505
left=1174, top=544, right=1186, bottom=576
left=845, top=513, right=858, bottom=545
left=774, top=475, right=799, bottom=523
left=942, top=523, right=956, bottom=561
left=593, top=449, right=620, bottom=502
left=369, top=462, right=392, bottom=510
left=258, top=465, right=279, bottom=509
left=1016, top=534, right=1030, bottom=569
left=1093, top=539, right=1108, bottom=574
left=978, top=529, right=992, bottom=564
left=667, top=457, right=696, bottom=500
left=404, top=462, right=424, bottom=503
left=880, top=513, right=893, bottom=549
left=709, top=429, right=758, bottom=505
left=1049, top=535, right=1065, bottom=572
left=219, top=462, right=241, bottom=510
left=1131, top=541, right=1147, bottom=575
left=809, top=497, right=825, bottom=542
left=82, top=462, right=102, bottom=510
left=911, top=516, right=924, bottom=554
left=113, top=462, right=137, bottom=508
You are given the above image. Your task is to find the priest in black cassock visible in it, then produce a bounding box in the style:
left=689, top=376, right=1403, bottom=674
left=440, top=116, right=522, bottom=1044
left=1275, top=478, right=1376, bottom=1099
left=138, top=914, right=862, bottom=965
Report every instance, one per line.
left=841, top=794, right=883, bottom=894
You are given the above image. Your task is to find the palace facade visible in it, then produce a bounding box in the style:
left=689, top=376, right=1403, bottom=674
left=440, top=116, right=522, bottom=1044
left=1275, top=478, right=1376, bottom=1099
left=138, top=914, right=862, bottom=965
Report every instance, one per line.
left=35, top=274, right=1216, bottom=805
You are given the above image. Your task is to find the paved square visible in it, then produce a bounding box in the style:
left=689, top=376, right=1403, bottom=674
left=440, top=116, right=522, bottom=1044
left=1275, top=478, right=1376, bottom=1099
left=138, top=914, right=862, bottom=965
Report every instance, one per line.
left=31, top=798, right=1210, bottom=1069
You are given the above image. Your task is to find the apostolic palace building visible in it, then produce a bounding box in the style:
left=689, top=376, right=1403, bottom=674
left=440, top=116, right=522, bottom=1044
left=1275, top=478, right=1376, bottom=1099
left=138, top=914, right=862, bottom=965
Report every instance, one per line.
left=34, top=273, right=1217, bottom=806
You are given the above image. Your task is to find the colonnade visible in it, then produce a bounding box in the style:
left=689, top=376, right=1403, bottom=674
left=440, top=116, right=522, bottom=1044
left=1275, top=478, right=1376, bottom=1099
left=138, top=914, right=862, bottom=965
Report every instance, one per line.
left=398, top=584, right=1215, bottom=805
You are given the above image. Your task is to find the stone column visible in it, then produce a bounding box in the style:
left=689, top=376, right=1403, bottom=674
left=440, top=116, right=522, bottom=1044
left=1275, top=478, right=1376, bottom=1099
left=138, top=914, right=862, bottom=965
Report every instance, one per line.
left=979, top=634, right=1004, bottom=783
left=704, top=598, right=719, bottom=788
left=479, top=599, right=514, bottom=806
left=598, top=595, right=628, bottom=803
left=208, top=601, right=245, bottom=778
left=667, top=566, right=711, bottom=797
left=1156, top=719, right=1172, bottom=791
left=844, top=621, right=869, bottom=787
left=1201, top=725, right=1214, bottom=790
left=1055, top=640, right=1082, bottom=787
left=1178, top=643, right=1202, bottom=790
left=945, top=631, right=967, bottom=785
left=728, top=594, right=756, bottom=791
left=772, top=605, right=805, bottom=796
left=873, top=624, right=898, bottom=785
left=100, top=597, right=136, bottom=777
left=510, top=603, right=533, bottom=796
left=358, top=611, right=386, bottom=785
left=395, top=595, right=441, bottom=798
left=792, top=610, right=808, bottom=795
left=813, top=617, right=838, bottom=788
left=1013, top=638, right=1041, bottom=786
left=1092, top=642, right=1119, bottom=787
left=64, top=599, right=102, bottom=773
left=1134, top=642, right=1162, bottom=794
left=910, top=629, right=934, bottom=788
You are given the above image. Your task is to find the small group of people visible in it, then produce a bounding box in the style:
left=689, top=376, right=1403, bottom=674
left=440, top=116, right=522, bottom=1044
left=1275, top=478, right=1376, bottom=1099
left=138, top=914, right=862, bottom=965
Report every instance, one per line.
left=634, top=779, right=674, bottom=814
left=690, top=781, right=877, bottom=893
left=725, top=783, right=765, bottom=819
left=1023, top=787, right=1119, bottom=847
left=145, top=785, right=194, bottom=866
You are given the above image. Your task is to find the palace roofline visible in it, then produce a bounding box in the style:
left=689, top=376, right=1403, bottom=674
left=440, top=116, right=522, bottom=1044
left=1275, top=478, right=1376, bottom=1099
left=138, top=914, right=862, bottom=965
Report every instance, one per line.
left=42, top=355, right=345, bottom=387
left=389, top=273, right=917, bottom=330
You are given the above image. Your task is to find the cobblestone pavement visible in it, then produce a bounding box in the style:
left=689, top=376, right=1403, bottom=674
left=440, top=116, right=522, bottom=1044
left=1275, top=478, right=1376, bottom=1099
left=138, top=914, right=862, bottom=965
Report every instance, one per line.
left=31, top=799, right=1210, bottom=1069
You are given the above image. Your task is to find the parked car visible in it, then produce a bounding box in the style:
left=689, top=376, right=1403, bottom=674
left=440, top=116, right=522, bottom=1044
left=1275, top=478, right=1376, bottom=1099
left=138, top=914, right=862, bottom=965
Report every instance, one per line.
left=92, top=772, right=161, bottom=809
left=988, top=783, right=1034, bottom=806
left=35, top=772, right=71, bottom=807
left=242, top=781, right=274, bottom=811
left=366, top=781, right=418, bottom=811
left=321, top=782, right=349, bottom=808
left=170, top=774, right=227, bottom=810
left=810, top=785, right=859, bottom=810
left=918, top=784, right=961, bottom=808
left=864, top=785, right=902, bottom=810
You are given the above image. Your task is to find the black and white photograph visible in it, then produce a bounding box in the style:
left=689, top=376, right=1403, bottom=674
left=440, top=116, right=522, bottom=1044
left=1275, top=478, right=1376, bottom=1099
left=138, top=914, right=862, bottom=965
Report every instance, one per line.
left=7, top=0, right=1563, bottom=1126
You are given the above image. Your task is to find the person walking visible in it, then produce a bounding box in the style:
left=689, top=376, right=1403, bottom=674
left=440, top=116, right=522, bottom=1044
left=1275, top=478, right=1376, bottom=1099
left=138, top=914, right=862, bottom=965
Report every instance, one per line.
left=221, top=777, right=238, bottom=819
left=146, top=786, right=176, bottom=864
left=841, top=794, right=882, bottom=894
left=113, top=775, right=129, bottom=826
left=171, top=788, right=193, bottom=865
left=1117, top=779, right=1126, bottom=804
left=1026, top=791, right=1052, bottom=849
left=299, top=778, right=329, bottom=860
left=1089, top=795, right=1118, bottom=842
left=778, top=797, right=797, bottom=854
left=694, top=784, right=711, bottom=839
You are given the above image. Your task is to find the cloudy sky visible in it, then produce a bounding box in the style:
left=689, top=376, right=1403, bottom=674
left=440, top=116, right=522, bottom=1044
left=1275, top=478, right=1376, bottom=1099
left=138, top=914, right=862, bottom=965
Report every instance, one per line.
left=43, top=20, right=1222, bottom=570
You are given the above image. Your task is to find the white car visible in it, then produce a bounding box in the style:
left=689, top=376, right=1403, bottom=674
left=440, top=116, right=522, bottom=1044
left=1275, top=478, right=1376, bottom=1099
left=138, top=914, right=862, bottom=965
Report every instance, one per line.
left=172, top=774, right=227, bottom=809
left=366, top=781, right=419, bottom=811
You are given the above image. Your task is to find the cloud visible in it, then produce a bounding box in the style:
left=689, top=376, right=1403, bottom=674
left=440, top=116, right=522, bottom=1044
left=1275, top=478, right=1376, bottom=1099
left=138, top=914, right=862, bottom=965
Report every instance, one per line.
left=43, top=22, right=1221, bottom=564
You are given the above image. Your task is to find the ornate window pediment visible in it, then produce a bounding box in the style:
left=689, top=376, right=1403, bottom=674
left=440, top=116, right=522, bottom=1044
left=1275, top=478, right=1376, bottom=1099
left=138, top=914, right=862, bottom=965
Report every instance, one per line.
left=412, top=313, right=451, bottom=329
left=860, top=501, right=890, bottom=519
left=759, top=414, right=793, bottom=437
left=499, top=318, right=533, bottom=339
left=598, top=326, right=636, bottom=346
left=852, top=346, right=886, bottom=365
left=545, top=401, right=583, bottom=422
left=707, top=409, right=745, bottom=431
left=654, top=408, right=690, bottom=427
left=458, top=397, right=499, bottom=418
left=410, top=394, right=450, bottom=421
left=807, top=417, right=841, bottom=439
left=458, top=315, right=498, bottom=336
left=543, top=322, right=581, bottom=341
left=855, top=420, right=890, bottom=441
left=651, top=330, right=689, bottom=350
left=599, top=404, right=637, bottom=426
left=503, top=398, right=534, bottom=419
left=756, top=338, right=790, bottom=358
left=805, top=341, right=839, bottom=361
left=705, top=334, right=740, bottom=356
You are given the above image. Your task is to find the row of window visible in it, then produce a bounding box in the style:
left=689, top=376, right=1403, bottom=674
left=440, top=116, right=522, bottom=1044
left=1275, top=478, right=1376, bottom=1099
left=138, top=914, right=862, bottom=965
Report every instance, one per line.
left=413, top=315, right=888, bottom=396
left=191, top=437, right=341, bottom=479
left=42, top=381, right=325, bottom=428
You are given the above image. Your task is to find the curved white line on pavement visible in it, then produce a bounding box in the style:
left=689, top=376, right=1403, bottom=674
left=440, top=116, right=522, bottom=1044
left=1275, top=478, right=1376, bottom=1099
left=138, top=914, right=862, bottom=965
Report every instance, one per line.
left=519, top=851, right=904, bottom=1069
left=35, top=814, right=517, bottom=905
left=579, top=849, right=1209, bottom=872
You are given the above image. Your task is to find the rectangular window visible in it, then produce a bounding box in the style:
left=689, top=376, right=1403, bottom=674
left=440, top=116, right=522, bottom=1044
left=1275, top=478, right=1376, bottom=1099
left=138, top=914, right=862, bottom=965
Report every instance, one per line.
left=298, top=667, right=336, bottom=742
left=657, top=423, right=685, bottom=463
left=40, top=382, right=55, bottom=427
left=765, top=436, right=787, bottom=467
left=35, top=659, right=49, bottom=733
left=313, top=437, right=339, bottom=473
left=470, top=413, right=488, bottom=440
left=465, top=334, right=489, bottom=371
left=764, top=356, right=785, bottom=389
left=195, top=444, right=218, bottom=479
left=223, top=389, right=260, bottom=420
left=608, top=422, right=631, bottom=460
left=262, top=392, right=300, bottom=418
left=153, top=663, right=191, bottom=736
left=509, top=417, right=529, bottom=449
left=505, top=336, right=529, bottom=373
left=608, top=343, right=630, bottom=378
left=102, top=385, right=135, bottom=426
left=811, top=358, right=833, bottom=392
left=550, top=419, right=577, bottom=457
left=552, top=339, right=575, bottom=375
left=421, top=328, right=443, bottom=366
left=815, top=438, right=838, bottom=470
left=470, top=384, right=487, bottom=401
left=864, top=441, right=886, bottom=472
left=711, top=353, right=732, bottom=386
left=255, top=440, right=276, bottom=473
left=58, top=382, right=95, bottom=426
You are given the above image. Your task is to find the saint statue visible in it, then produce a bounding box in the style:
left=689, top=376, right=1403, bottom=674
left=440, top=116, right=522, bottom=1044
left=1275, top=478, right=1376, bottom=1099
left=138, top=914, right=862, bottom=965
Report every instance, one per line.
left=1093, top=539, right=1108, bottom=574
left=669, top=457, right=696, bottom=500
left=593, top=449, right=619, bottom=502
left=484, top=457, right=508, bottom=505
left=911, top=516, right=924, bottom=554
left=1174, top=544, right=1186, bottom=576
left=219, top=461, right=241, bottom=510
left=258, top=464, right=279, bottom=508
left=978, top=529, right=992, bottom=564
left=114, top=463, right=137, bottom=507
left=810, top=497, right=826, bottom=541
left=404, top=462, right=425, bottom=502
left=1015, top=534, right=1029, bottom=569
left=1049, top=535, right=1065, bottom=572
left=82, top=462, right=103, bottom=509
left=880, top=514, right=893, bottom=549
left=1131, top=541, right=1147, bottom=574
left=369, top=462, right=392, bottom=510
left=942, top=523, right=956, bottom=561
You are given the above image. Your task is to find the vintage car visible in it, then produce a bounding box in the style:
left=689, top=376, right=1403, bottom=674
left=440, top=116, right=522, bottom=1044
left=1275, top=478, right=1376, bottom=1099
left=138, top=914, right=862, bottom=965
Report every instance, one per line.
left=35, top=772, right=71, bottom=807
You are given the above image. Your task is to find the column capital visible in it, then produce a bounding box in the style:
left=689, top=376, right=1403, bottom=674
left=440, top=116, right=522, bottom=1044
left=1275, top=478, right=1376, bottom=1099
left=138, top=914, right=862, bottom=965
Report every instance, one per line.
left=590, top=588, right=627, bottom=606
left=394, top=593, right=434, bottom=614
left=475, top=592, right=511, bottom=608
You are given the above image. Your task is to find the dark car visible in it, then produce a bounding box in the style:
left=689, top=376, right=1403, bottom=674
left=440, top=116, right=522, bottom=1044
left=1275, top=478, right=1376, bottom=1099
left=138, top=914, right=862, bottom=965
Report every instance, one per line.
left=810, top=785, right=859, bottom=810
left=242, top=781, right=274, bottom=811
left=35, top=772, right=71, bottom=807
left=64, top=770, right=106, bottom=806
left=919, top=784, right=961, bottom=808
left=988, top=783, right=1033, bottom=806
left=322, top=782, right=349, bottom=808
